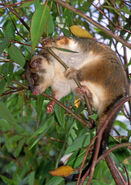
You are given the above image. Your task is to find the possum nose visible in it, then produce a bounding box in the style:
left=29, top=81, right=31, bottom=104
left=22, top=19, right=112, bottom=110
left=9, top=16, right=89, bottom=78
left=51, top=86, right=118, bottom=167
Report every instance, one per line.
left=32, top=90, right=39, bottom=95
left=31, top=86, right=40, bottom=95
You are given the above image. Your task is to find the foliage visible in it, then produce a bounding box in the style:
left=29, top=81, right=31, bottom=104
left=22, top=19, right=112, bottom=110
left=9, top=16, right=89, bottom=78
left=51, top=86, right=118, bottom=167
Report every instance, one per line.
left=0, top=0, right=130, bottom=185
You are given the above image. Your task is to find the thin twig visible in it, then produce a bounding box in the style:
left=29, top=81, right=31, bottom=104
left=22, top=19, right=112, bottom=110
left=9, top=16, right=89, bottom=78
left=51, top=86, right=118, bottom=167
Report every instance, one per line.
left=0, top=73, right=92, bottom=128
left=10, top=40, right=32, bottom=47
left=3, top=0, right=30, bottom=32
left=0, top=0, right=34, bottom=9
left=47, top=48, right=68, bottom=70
left=12, top=80, right=28, bottom=89
left=0, top=74, right=28, bottom=89
left=97, top=142, right=131, bottom=163
left=105, top=155, right=127, bottom=185
left=81, top=96, right=131, bottom=184
left=123, top=165, right=130, bottom=185
left=76, top=136, right=97, bottom=185
left=112, top=126, right=121, bottom=136
left=50, top=0, right=131, bottom=49
left=92, top=2, right=115, bottom=28
left=42, top=92, right=93, bottom=129
left=47, top=48, right=94, bottom=123
left=0, top=88, right=24, bottom=97
left=8, top=7, right=30, bottom=31
left=85, top=133, right=102, bottom=185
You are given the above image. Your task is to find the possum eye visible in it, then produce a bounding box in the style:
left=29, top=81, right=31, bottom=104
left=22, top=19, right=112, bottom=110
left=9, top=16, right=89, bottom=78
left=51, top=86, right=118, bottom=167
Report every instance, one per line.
left=31, top=73, right=39, bottom=82
left=30, top=68, right=39, bottom=73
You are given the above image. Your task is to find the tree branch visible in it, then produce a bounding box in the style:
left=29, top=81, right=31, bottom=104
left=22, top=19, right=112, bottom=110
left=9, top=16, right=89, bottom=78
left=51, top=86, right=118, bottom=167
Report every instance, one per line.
left=97, top=142, right=131, bottom=163
left=80, top=96, right=131, bottom=185
left=42, top=92, right=93, bottom=129
left=124, top=165, right=130, bottom=185
left=2, top=0, right=30, bottom=32
left=0, top=0, right=34, bottom=9
left=76, top=136, right=97, bottom=185
left=99, top=143, right=131, bottom=185
left=105, top=155, right=127, bottom=185
left=50, top=0, right=131, bottom=49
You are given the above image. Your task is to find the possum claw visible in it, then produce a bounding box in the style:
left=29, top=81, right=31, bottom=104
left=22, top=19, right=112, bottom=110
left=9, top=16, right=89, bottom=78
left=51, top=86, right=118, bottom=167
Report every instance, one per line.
left=64, top=67, right=77, bottom=79
left=75, top=86, right=92, bottom=98
left=47, top=101, right=56, bottom=113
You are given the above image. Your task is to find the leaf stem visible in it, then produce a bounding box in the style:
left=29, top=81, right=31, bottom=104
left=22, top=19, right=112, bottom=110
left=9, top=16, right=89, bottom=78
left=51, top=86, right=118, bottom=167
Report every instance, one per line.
left=51, top=0, right=131, bottom=49
left=47, top=48, right=94, bottom=123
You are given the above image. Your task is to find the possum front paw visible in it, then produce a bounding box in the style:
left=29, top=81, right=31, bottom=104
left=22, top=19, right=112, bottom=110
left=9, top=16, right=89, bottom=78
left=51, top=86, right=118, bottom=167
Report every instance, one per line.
left=64, top=67, right=78, bottom=80
left=75, top=86, right=93, bottom=103
left=47, top=100, right=56, bottom=113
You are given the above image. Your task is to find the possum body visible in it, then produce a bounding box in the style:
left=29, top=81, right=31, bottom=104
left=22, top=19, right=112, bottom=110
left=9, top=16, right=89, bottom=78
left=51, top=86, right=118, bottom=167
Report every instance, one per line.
left=26, top=37, right=128, bottom=180
left=26, top=37, right=127, bottom=124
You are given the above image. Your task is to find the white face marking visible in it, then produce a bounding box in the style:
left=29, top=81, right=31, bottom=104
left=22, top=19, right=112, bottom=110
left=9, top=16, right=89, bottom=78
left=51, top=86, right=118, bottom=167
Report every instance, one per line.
left=68, top=39, right=79, bottom=51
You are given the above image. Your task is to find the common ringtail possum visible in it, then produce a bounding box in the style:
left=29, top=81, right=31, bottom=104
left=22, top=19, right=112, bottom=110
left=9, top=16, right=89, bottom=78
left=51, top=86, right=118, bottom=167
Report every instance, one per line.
left=26, top=36, right=128, bottom=180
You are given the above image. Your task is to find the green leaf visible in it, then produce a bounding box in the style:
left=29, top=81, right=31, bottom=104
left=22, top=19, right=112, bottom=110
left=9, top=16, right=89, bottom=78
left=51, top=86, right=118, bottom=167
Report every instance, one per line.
left=33, top=116, right=54, bottom=137
left=5, top=134, right=23, bottom=153
left=48, top=14, right=54, bottom=34
left=118, top=8, right=131, bottom=15
left=0, top=102, right=23, bottom=132
left=8, top=46, right=25, bottom=67
left=67, top=150, right=86, bottom=168
left=0, top=79, right=6, bottom=95
left=44, top=14, right=54, bottom=34
left=115, top=120, right=128, bottom=131
left=0, top=38, right=9, bottom=54
left=36, top=95, right=44, bottom=122
left=21, top=1, right=34, bottom=7
left=88, top=113, right=98, bottom=121
left=103, top=5, right=125, bottom=19
left=65, top=133, right=90, bottom=154
left=0, top=102, right=16, bottom=125
left=104, top=5, right=131, bottom=15
left=28, top=171, right=35, bottom=185
left=0, top=119, right=11, bottom=131
left=61, top=28, right=71, bottom=37
left=113, top=147, right=130, bottom=163
left=46, top=176, right=64, bottom=185
left=0, top=175, right=14, bottom=185
left=27, top=116, right=54, bottom=146
left=66, top=182, right=76, bottom=185
left=0, top=63, right=14, bottom=82
left=5, top=22, right=15, bottom=40
left=54, top=104, right=65, bottom=126
left=0, top=8, right=5, bottom=16
left=31, top=3, right=50, bottom=49
left=14, top=139, right=25, bottom=157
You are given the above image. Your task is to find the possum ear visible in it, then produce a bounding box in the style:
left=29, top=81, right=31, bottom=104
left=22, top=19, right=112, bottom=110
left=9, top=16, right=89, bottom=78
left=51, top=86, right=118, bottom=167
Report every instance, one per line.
left=29, top=55, right=44, bottom=69
left=25, top=55, right=51, bottom=95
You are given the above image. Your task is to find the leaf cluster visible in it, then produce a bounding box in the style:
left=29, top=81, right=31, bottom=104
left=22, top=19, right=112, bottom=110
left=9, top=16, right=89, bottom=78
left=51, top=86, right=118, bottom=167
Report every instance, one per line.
left=0, top=0, right=130, bottom=184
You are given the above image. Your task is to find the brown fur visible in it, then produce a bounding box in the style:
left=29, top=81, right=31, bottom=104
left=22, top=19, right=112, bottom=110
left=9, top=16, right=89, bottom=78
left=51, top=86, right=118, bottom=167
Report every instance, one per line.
left=26, top=36, right=128, bottom=180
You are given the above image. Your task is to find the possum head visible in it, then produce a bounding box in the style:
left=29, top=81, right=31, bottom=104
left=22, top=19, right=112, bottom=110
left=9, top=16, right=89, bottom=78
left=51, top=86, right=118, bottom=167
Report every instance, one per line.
left=26, top=55, right=54, bottom=95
